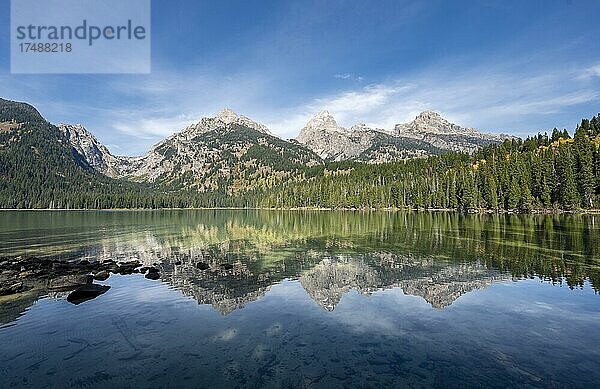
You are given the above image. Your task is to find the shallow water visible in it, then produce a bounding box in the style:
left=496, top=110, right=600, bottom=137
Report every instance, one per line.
left=1, top=210, right=600, bottom=388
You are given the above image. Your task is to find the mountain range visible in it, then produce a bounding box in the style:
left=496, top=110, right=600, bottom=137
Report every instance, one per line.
left=2, top=96, right=599, bottom=211
left=0, top=97, right=527, bottom=209
left=55, top=104, right=512, bottom=190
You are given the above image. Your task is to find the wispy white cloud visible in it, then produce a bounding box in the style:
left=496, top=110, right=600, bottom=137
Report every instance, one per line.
left=266, top=64, right=600, bottom=138
left=101, top=61, right=600, bottom=146
left=334, top=73, right=351, bottom=79
left=112, top=114, right=197, bottom=140
left=100, top=70, right=273, bottom=149
left=334, top=73, right=364, bottom=82
left=263, top=83, right=418, bottom=137
left=3, top=57, right=598, bottom=154
left=580, top=64, right=600, bottom=79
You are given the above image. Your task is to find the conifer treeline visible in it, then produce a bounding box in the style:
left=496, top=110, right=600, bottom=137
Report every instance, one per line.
left=1, top=98, right=599, bottom=212
left=260, top=115, right=600, bottom=211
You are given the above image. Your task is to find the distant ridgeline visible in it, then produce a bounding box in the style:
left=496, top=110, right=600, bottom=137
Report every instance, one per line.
left=0, top=97, right=599, bottom=211
left=263, top=125, right=600, bottom=211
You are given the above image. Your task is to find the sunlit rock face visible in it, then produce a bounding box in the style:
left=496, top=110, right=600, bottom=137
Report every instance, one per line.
left=57, top=123, right=124, bottom=177
left=60, top=109, right=515, bottom=185
left=114, top=110, right=321, bottom=191
left=59, top=109, right=321, bottom=191
left=297, top=110, right=514, bottom=162
left=296, top=110, right=439, bottom=162
left=393, top=111, right=515, bottom=154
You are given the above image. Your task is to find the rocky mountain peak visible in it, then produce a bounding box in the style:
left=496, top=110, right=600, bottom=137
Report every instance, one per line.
left=215, top=108, right=240, bottom=124
left=296, top=113, right=389, bottom=161
left=304, top=110, right=341, bottom=132
left=410, top=110, right=454, bottom=131
left=349, top=123, right=372, bottom=132
left=390, top=110, right=513, bottom=153
left=215, top=108, right=272, bottom=135
left=57, top=123, right=121, bottom=176
left=182, top=109, right=273, bottom=136
left=316, top=109, right=331, bottom=118
left=396, top=110, right=475, bottom=137
left=296, top=108, right=513, bottom=160
left=416, top=110, right=441, bottom=120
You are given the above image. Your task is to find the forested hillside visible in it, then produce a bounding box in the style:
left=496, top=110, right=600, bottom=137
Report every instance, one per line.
left=261, top=117, right=600, bottom=211
left=0, top=98, right=163, bottom=208
left=0, top=98, right=598, bottom=211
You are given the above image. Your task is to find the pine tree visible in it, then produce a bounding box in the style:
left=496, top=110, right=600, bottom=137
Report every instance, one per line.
left=595, top=147, right=600, bottom=198
left=540, top=175, right=552, bottom=207
left=448, top=171, right=458, bottom=209
left=519, top=184, right=535, bottom=211
left=507, top=176, right=520, bottom=210
left=551, top=128, right=561, bottom=142
left=459, top=169, right=477, bottom=211
left=556, top=145, right=580, bottom=209
left=481, top=164, right=498, bottom=209
left=574, top=126, right=595, bottom=208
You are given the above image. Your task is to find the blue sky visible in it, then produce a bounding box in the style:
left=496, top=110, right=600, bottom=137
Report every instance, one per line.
left=1, top=0, right=600, bottom=155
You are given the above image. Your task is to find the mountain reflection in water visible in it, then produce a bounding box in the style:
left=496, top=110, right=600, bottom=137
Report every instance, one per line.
left=1, top=211, right=600, bottom=388
left=1, top=210, right=598, bottom=322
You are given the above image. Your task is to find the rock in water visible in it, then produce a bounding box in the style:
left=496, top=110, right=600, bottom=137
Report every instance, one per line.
left=0, top=281, right=24, bottom=296
left=93, top=270, right=110, bottom=281
left=116, top=262, right=141, bottom=275
left=49, top=274, right=93, bottom=289
left=196, top=262, right=209, bottom=270
left=145, top=271, right=160, bottom=280
left=66, top=284, right=110, bottom=305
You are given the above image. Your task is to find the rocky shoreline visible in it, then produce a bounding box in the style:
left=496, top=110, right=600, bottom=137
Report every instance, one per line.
left=0, top=256, right=161, bottom=299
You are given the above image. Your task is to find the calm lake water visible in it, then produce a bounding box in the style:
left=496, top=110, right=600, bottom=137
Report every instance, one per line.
left=1, top=210, right=599, bottom=388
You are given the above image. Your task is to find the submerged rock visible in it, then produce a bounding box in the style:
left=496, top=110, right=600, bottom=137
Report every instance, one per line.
left=196, top=262, right=209, bottom=270
left=49, top=274, right=93, bottom=290
left=145, top=271, right=161, bottom=280
left=93, top=270, right=110, bottom=281
left=0, top=281, right=24, bottom=296
left=116, top=261, right=141, bottom=275
left=140, top=266, right=161, bottom=280
left=66, top=284, right=111, bottom=305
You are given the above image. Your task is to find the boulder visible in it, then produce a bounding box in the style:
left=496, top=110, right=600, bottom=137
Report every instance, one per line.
left=49, top=274, right=92, bottom=289
left=145, top=271, right=160, bottom=280
left=0, top=281, right=24, bottom=296
left=196, top=262, right=209, bottom=270
left=93, top=270, right=110, bottom=281
left=140, top=266, right=159, bottom=274
left=67, top=284, right=111, bottom=305
left=116, top=262, right=140, bottom=275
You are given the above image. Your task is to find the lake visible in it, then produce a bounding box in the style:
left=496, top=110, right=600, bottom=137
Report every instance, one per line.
left=1, top=210, right=599, bottom=388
